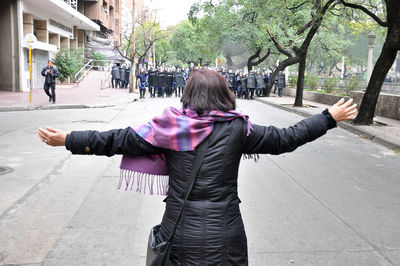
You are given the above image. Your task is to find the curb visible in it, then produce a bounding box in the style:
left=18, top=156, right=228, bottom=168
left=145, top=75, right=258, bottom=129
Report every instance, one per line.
left=255, top=98, right=400, bottom=151
left=0, top=104, right=110, bottom=112
left=0, top=99, right=139, bottom=112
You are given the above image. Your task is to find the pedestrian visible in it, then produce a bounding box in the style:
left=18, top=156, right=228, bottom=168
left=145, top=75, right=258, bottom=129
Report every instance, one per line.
left=37, top=69, right=357, bottom=265
left=41, top=60, right=59, bottom=104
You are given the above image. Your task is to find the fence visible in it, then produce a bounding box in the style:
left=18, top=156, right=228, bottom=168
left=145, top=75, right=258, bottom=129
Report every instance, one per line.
left=288, top=76, right=400, bottom=96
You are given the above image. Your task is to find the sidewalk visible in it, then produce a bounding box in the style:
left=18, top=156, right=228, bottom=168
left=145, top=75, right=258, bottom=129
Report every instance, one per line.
left=256, top=95, right=400, bottom=151
left=0, top=71, right=137, bottom=112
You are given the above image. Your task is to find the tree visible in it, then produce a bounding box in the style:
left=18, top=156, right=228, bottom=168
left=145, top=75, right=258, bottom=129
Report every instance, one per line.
left=189, top=0, right=274, bottom=70
left=115, top=9, right=165, bottom=90
left=339, top=0, right=400, bottom=125
left=260, top=0, right=338, bottom=106
left=54, top=48, right=84, bottom=82
left=170, top=20, right=220, bottom=66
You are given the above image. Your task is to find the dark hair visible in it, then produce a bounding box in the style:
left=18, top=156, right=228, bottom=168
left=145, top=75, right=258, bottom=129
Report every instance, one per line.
left=181, top=69, right=236, bottom=115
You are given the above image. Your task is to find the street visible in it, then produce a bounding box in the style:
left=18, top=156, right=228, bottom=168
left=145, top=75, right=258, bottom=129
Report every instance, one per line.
left=0, top=98, right=399, bottom=266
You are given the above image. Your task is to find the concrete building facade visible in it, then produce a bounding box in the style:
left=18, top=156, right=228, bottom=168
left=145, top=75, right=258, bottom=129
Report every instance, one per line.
left=81, top=0, right=122, bottom=46
left=0, top=0, right=100, bottom=92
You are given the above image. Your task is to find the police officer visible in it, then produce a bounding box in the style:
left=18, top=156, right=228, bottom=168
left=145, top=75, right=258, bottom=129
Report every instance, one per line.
left=227, top=70, right=236, bottom=95
left=239, top=73, right=248, bottom=99
left=125, top=65, right=131, bottom=89
left=166, top=68, right=174, bottom=97
left=235, top=71, right=241, bottom=97
left=256, top=70, right=266, bottom=97
left=174, top=69, right=185, bottom=97
left=273, top=74, right=279, bottom=95
left=263, top=71, right=270, bottom=97
left=277, top=71, right=285, bottom=97
left=111, top=64, right=120, bottom=88
left=41, top=60, right=59, bottom=104
left=148, top=67, right=157, bottom=98
left=157, top=68, right=166, bottom=97
left=247, top=70, right=256, bottom=99
left=136, top=69, right=147, bottom=99
left=119, top=65, right=126, bottom=88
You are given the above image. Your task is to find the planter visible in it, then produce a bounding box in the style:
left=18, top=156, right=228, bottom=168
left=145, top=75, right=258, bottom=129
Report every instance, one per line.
left=283, top=88, right=400, bottom=120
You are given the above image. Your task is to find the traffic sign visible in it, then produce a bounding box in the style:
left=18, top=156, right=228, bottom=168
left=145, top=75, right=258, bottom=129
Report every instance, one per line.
left=23, top=34, right=37, bottom=103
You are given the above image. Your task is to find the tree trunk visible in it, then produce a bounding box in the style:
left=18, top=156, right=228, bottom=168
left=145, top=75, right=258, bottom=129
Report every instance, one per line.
left=266, top=57, right=299, bottom=96
left=129, top=63, right=136, bottom=92
left=294, top=56, right=306, bottom=106
left=226, top=53, right=233, bottom=69
left=353, top=43, right=397, bottom=125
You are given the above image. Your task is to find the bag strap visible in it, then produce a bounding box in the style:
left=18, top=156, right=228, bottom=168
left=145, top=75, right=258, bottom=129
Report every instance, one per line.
left=166, top=137, right=210, bottom=243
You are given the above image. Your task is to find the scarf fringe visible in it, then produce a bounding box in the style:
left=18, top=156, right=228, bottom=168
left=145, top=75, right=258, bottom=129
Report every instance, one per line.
left=243, top=154, right=260, bottom=162
left=118, top=169, right=169, bottom=196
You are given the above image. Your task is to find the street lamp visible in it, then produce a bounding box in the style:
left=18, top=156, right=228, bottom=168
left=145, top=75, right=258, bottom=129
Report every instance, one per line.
left=368, top=31, right=376, bottom=47
left=366, top=31, right=376, bottom=84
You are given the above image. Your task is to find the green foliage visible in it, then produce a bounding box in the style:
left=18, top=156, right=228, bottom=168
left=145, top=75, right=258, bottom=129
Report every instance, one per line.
left=289, top=75, right=298, bottom=87
left=323, top=77, right=340, bottom=94
left=170, top=20, right=220, bottom=66
left=305, top=75, right=319, bottom=91
left=87, top=51, right=107, bottom=66
left=345, top=77, right=362, bottom=95
left=54, top=48, right=84, bottom=82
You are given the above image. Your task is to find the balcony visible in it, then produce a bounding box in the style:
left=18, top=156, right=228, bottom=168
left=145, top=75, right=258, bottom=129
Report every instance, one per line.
left=63, top=0, right=78, bottom=9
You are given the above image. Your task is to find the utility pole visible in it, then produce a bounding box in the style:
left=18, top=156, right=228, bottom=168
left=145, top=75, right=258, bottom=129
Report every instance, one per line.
left=129, top=0, right=136, bottom=93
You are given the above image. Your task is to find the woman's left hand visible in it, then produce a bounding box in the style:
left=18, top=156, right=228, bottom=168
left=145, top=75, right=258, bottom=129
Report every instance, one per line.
left=38, top=127, right=67, bottom=146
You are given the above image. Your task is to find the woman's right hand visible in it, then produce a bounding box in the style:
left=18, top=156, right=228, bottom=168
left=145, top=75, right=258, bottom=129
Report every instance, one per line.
left=328, top=98, right=358, bottom=122
left=38, top=127, right=67, bottom=146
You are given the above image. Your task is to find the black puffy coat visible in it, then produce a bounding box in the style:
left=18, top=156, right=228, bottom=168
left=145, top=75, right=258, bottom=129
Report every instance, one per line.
left=65, top=111, right=336, bottom=265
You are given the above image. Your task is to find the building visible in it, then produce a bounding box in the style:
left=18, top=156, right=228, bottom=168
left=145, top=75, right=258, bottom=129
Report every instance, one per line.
left=0, top=0, right=100, bottom=92
left=121, top=0, right=144, bottom=38
left=80, top=0, right=121, bottom=46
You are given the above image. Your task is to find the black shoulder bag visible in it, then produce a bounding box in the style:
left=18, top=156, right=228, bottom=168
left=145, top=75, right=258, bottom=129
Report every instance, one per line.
left=146, top=137, right=209, bottom=266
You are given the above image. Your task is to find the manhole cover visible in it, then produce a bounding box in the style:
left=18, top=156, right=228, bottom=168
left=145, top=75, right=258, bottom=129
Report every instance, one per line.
left=0, top=166, right=14, bottom=175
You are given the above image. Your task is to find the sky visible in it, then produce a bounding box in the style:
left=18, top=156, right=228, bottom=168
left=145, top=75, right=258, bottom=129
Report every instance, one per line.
left=146, top=0, right=198, bottom=29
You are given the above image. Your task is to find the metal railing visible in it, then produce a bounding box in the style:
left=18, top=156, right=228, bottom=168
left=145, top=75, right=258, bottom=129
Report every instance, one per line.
left=74, top=59, right=93, bottom=83
left=101, top=61, right=115, bottom=89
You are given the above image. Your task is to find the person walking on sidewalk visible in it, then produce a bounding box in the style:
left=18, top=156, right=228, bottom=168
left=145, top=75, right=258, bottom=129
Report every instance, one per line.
left=37, top=69, right=357, bottom=265
left=41, top=60, right=59, bottom=104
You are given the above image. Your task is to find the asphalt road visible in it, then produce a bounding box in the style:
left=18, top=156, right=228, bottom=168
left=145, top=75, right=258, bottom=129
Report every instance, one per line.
left=0, top=98, right=399, bottom=266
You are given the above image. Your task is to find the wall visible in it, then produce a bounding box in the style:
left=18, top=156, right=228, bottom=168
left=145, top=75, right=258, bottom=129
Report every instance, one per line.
left=0, top=0, right=21, bottom=92
left=381, top=83, right=400, bottom=95
left=283, top=88, right=400, bottom=120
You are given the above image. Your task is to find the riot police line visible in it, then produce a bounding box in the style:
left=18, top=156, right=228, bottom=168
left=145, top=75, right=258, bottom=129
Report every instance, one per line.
left=136, top=67, right=189, bottom=99
left=111, top=64, right=131, bottom=89
left=122, top=66, right=286, bottom=100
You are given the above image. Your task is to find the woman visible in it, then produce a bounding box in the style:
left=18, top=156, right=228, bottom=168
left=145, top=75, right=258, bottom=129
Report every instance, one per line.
left=38, top=69, right=357, bottom=265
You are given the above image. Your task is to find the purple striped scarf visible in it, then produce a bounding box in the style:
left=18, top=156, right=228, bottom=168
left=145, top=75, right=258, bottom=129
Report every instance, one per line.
left=119, top=106, right=253, bottom=195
